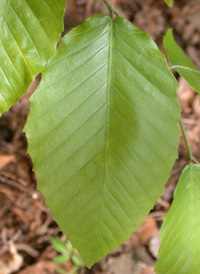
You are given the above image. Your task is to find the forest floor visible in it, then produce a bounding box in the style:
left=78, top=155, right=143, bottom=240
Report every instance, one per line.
left=0, top=0, right=200, bottom=273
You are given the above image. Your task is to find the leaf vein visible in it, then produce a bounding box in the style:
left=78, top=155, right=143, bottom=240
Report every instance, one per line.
left=8, top=3, right=41, bottom=59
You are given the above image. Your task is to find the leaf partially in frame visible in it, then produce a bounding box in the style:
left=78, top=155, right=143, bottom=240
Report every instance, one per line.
left=156, top=164, right=200, bottom=274
left=0, top=0, right=66, bottom=115
left=164, top=29, right=200, bottom=93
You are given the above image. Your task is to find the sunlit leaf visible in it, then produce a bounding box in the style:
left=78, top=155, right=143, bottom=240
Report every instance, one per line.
left=0, top=0, right=66, bottom=115
left=25, top=15, right=180, bottom=267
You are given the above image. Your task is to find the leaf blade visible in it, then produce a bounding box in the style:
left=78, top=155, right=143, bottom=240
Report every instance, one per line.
left=25, top=15, right=181, bottom=267
left=156, top=164, right=200, bottom=274
left=164, top=29, right=200, bottom=93
left=164, top=0, right=173, bottom=7
left=50, top=237, right=68, bottom=254
left=0, top=0, right=66, bottom=115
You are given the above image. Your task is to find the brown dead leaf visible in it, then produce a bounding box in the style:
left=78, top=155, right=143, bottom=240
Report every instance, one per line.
left=107, top=254, right=137, bottom=274
left=193, top=95, right=200, bottom=117
left=137, top=216, right=158, bottom=245
left=18, top=261, right=57, bottom=274
left=138, top=262, right=155, bottom=274
left=0, top=155, right=16, bottom=169
left=148, top=231, right=161, bottom=259
left=0, top=245, right=23, bottom=274
left=178, top=77, right=196, bottom=114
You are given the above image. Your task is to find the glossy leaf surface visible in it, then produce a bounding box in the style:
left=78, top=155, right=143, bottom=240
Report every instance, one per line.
left=25, top=15, right=181, bottom=267
left=0, top=0, right=66, bottom=115
left=164, top=29, right=200, bottom=93
left=156, top=164, right=200, bottom=274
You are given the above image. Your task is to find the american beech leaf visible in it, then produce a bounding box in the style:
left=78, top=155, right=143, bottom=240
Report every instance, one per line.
left=0, top=0, right=66, bottom=115
left=25, top=15, right=181, bottom=267
left=164, top=29, right=200, bottom=93
left=156, top=164, right=200, bottom=274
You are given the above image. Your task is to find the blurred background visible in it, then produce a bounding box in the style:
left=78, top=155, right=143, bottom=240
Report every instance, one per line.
left=0, top=0, right=200, bottom=273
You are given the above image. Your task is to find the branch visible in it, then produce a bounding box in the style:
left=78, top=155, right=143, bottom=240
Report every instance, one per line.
left=179, top=119, right=199, bottom=164
left=103, top=0, right=122, bottom=18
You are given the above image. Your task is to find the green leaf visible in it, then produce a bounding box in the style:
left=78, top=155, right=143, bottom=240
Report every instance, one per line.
left=164, top=0, right=173, bottom=7
left=67, top=241, right=73, bottom=252
left=53, top=254, right=70, bottom=264
left=72, top=248, right=78, bottom=255
left=55, top=268, right=66, bottom=274
left=164, top=29, right=200, bottom=93
left=25, top=15, right=180, bottom=267
left=0, top=0, right=66, bottom=115
left=71, top=255, right=86, bottom=267
left=51, top=237, right=68, bottom=254
left=156, top=164, right=200, bottom=274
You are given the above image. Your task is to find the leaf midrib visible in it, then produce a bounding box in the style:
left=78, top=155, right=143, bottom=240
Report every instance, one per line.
left=171, top=65, right=200, bottom=74
left=89, top=18, right=113, bottom=265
